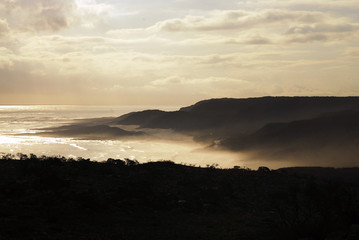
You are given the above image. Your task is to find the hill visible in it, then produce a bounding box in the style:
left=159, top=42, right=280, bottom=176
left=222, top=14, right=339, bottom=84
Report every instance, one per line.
left=38, top=96, right=359, bottom=166
left=0, top=156, right=358, bottom=239
left=220, top=110, right=359, bottom=165
left=116, top=97, right=359, bottom=134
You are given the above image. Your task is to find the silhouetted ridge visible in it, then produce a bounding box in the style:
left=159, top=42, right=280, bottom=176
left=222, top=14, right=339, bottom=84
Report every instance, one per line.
left=115, top=109, right=220, bottom=130
left=180, top=96, right=359, bottom=116
left=115, top=110, right=167, bottom=125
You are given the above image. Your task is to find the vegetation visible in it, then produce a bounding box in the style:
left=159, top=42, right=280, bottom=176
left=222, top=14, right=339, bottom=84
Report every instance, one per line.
left=0, top=154, right=358, bottom=239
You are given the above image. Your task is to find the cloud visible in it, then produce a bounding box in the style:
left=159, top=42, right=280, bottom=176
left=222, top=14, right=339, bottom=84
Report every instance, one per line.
left=76, top=0, right=113, bottom=16
left=223, top=35, right=272, bottom=45
left=150, top=76, right=249, bottom=90
left=153, top=9, right=325, bottom=32
left=150, top=76, right=184, bottom=86
left=1, top=0, right=76, bottom=32
left=285, top=34, right=328, bottom=43
left=286, top=23, right=357, bottom=34
left=345, top=47, right=359, bottom=57
left=76, top=0, right=114, bottom=28
left=237, top=0, right=359, bottom=11
left=0, top=0, right=114, bottom=32
left=284, top=23, right=359, bottom=43
left=0, top=47, right=13, bottom=69
left=0, top=18, right=10, bottom=40
left=148, top=8, right=358, bottom=45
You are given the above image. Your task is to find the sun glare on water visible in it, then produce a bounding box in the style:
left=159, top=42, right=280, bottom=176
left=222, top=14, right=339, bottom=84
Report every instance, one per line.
left=0, top=135, right=23, bottom=145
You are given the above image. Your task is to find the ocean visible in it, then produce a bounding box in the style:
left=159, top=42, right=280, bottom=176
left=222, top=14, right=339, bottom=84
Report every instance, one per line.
left=0, top=105, right=243, bottom=168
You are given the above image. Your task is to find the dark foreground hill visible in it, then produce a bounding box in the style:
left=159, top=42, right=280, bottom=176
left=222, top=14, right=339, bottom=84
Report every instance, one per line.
left=1, top=155, right=359, bottom=240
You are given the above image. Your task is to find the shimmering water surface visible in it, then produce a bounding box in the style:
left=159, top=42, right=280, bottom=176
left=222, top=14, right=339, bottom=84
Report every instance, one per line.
left=0, top=105, right=246, bottom=168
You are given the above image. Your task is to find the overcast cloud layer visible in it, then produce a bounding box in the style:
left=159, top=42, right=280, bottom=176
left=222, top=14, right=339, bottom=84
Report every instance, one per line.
left=0, top=0, right=358, bottom=105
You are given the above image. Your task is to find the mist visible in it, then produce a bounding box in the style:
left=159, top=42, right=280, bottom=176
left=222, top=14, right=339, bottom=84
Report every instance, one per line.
left=3, top=97, right=359, bottom=170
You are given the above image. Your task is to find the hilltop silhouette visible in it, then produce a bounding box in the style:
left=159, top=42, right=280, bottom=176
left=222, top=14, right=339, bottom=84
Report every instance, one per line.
left=116, top=97, right=359, bottom=133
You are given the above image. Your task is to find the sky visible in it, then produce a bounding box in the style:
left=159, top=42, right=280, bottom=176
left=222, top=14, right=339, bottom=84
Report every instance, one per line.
left=0, top=0, right=358, bottom=105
